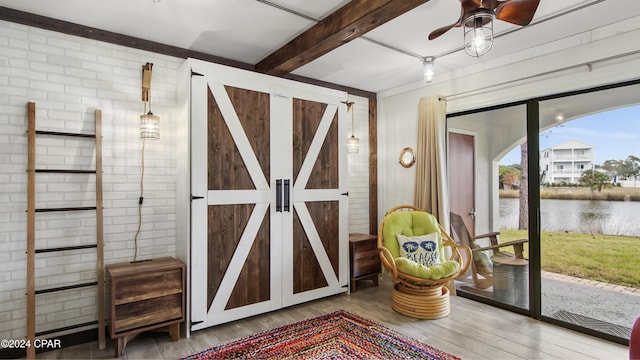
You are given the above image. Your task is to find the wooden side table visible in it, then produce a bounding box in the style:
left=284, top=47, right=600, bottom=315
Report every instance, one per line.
left=106, top=257, right=185, bottom=357
left=349, top=233, right=381, bottom=292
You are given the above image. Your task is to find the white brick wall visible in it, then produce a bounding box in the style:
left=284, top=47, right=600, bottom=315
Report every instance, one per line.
left=347, top=95, right=371, bottom=235
left=0, top=20, right=180, bottom=340
left=0, top=19, right=374, bottom=342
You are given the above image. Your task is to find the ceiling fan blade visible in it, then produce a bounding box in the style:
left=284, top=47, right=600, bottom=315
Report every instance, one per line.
left=495, top=0, right=541, bottom=26
left=428, top=22, right=458, bottom=40
left=428, top=0, right=472, bottom=41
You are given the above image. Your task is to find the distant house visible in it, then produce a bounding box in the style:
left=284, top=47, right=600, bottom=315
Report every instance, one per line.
left=540, top=140, right=594, bottom=184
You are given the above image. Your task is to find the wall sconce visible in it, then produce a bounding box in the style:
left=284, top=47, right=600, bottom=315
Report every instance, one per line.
left=345, top=101, right=359, bottom=154
left=140, top=62, right=160, bottom=140
left=423, top=57, right=435, bottom=83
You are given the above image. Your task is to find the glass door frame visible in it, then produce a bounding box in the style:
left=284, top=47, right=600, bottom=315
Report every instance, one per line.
left=447, top=78, right=640, bottom=346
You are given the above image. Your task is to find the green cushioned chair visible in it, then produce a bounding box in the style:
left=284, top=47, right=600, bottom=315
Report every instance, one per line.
left=378, top=205, right=471, bottom=289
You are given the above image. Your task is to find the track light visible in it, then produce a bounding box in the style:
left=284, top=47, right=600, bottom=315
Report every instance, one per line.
left=423, top=57, right=435, bottom=82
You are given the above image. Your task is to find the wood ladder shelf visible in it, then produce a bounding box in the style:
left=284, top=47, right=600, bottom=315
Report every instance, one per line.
left=26, top=102, right=105, bottom=358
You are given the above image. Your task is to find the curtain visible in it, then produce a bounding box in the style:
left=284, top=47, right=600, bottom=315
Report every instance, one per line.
left=414, top=96, right=449, bottom=229
left=414, top=96, right=453, bottom=293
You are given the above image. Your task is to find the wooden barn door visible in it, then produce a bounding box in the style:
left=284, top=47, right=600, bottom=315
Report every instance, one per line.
left=284, top=94, right=349, bottom=307
left=189, top=63, right=347, bottom=330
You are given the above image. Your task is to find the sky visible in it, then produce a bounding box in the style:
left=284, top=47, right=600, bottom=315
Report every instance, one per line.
left=500, top=105, right=640, bottom=165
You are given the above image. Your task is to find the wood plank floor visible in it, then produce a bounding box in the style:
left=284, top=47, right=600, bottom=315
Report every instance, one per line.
left=40, top=276, right=629, bottom=359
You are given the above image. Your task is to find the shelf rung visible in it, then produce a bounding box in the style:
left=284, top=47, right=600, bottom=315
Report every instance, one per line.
left=35, top=282, right=97, bottom=295
left=34, top=206, right=97, bottom=212
left=36, top=320, right=99, bottom=337
left=35, top=169, right=97, bottom=174
left=35, top=244, right=97, bottom=253
left=34, top=130, right=96, bottom=138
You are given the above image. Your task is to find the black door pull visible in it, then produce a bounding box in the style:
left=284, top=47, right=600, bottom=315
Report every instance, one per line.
left=284, top=179, right=290, bottom=212
left=276, top=179, right=282, bottom=212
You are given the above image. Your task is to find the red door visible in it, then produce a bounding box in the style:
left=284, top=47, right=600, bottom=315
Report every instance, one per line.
left=448, top=132, right=475, bottom=235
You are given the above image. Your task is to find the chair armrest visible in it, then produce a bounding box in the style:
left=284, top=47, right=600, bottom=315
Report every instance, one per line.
left=452, top=242, right=472, bottom=276
left=472, top=232, right=500, bottom=240
left=472, top=238, right=528, bottom=258
left=438, top=223, right=472, bottom=277
left=378, top=246, right=399, bottom=283
left=498, top=238, right=528, bottom=247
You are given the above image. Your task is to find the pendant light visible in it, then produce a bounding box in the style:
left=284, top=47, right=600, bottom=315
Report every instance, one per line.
left=140, top=62, right=160, bottom=140
left=346, top=101, right=359, bottom=154
left=423, top=57, right=435, bottom=82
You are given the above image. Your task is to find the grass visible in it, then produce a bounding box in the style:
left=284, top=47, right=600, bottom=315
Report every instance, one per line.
left=499, top=229, right=640, bottom=288
left=500, top=186, right=640, bottom=201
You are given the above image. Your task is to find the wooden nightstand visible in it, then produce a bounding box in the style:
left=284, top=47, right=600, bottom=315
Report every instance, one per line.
left=106, top=257, right=185, bottom=357
left=349, top=233, right=381, bottom=292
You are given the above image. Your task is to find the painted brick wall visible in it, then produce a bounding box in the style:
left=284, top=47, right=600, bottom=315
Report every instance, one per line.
left=0, top=20, right=180, bottom=340
left=0, top=19, right=373, bottom=341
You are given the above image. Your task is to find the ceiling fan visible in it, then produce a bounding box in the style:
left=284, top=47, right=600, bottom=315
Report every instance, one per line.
left=428, top=0, right=541, bottom=41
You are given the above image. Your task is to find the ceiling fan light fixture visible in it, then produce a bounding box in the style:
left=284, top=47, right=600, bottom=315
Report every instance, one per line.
left=423, top=57, right=435, bottom=83
left=463, top=8, right=494, bottom=57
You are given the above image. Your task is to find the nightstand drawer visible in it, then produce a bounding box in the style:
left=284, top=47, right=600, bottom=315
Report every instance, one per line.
left=352, top=250, right=380, bottom=277
left=352, top=239, right=377, bottom=254
left=114, top=293, right=183, bottom=333
left=112, top=268, right=182, bottom=305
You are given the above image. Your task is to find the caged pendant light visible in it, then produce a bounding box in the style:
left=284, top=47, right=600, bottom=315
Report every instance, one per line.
left=462, top=5, right=494, bottom=57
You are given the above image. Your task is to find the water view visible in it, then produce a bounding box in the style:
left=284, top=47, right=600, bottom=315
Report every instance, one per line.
left=499, top=198, right=640, bottom=236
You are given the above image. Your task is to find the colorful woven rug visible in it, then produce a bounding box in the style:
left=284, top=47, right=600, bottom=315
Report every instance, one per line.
left=182, top=309, right=460, bottom=359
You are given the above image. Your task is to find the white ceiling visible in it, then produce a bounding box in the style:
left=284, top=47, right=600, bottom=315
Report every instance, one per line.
left=1, top=0, right=639, bottom=93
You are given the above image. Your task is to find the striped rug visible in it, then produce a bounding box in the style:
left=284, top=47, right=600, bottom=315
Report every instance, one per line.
left=182, top=309, right=460, bottom=359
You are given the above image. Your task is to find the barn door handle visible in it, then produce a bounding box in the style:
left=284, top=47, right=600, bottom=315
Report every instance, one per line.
left=191, top=195, right=204, bottom=200
left=276, top=179, right=282, bottom=212
left=284, top=179, right=290, bottom=212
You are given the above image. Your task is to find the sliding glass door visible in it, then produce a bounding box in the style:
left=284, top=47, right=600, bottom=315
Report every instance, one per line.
left=538, top=84, right=640, bottom=341
left=448, top=104, right=530, bottom=311
left=448, top=80, right=640, bottom=344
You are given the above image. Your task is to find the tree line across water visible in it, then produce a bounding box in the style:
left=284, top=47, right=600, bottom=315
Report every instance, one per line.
left=500, top=155, right=640, bottom=192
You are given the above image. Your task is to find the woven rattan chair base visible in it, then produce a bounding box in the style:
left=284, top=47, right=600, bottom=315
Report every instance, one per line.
left=391, top=283, right=450, bottom=319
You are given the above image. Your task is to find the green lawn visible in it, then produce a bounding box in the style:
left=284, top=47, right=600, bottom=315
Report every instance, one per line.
left=499, top=229, right=640, bottom=288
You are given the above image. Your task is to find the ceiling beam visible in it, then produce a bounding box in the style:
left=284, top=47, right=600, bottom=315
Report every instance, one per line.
left=255, top=0, right=431, bottom=76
